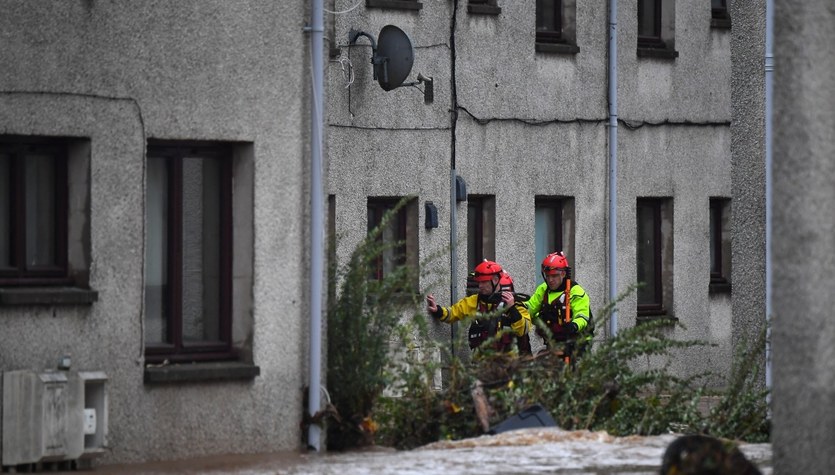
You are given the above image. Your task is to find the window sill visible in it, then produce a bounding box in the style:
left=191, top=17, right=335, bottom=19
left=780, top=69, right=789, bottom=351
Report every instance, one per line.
left=366, top=0, right=422, bottom=10
left=709, top=280, right=732, bottom=294
left=0, top=287, right=98, bottom=306
left=536, top=43, right=580, bottom=55
left=636, top=314, right=678, bottom=325
left=468, top=4, right=500, bottom=15
left=144, top=361, right=260, bottom=384
left=711, top=18, right=732, bottom=29
left=637, top=47, right=679, bottom=59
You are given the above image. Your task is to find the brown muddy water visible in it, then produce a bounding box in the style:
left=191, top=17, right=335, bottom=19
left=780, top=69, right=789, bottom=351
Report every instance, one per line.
left=55, top=429, right=773, bottom=475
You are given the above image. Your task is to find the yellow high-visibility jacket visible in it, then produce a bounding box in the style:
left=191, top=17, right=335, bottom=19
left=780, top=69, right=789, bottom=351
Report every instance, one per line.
left=526, top=280, right=593, bottom=339
left=433, top=293, right=531, bottom=338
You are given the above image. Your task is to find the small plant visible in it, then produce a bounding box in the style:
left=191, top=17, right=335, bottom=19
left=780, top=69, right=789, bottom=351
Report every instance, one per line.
left=700, top=326, right=771, bottom=443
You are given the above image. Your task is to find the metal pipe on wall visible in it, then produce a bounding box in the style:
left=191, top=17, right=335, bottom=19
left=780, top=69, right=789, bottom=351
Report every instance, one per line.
left=607, top=0, right=619, bottom=337
left=449, top=0, right=460, bottom=353
left=308, top=0, right=325, bottom=452
left=764, top=0, right=774, bottom=402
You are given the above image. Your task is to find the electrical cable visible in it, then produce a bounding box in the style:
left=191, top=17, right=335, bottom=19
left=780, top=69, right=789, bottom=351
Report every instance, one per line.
left=324, top=0, right=362, bottom=15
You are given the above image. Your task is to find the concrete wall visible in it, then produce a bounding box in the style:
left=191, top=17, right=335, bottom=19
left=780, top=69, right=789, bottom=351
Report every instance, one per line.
left=0, top=1, right=310, bottom=464
left=730, top=1, right=768, bottom=360
left=772, top=0, right=835, bottom=472
left=328, top=0, right=734, bottom=382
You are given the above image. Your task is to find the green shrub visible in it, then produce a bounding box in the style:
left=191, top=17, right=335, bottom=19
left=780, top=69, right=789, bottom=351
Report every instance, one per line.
left=324, top=224, right=770, bottom=450
left=700, top=327, right=771, bottom=443
left=373, top=293, right=770, bottom=448
left=324, top=197, right=422, bottom=450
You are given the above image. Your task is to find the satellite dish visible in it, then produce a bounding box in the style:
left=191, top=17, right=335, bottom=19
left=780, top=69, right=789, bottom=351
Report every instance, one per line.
left=375, top=25, right=414, bottom=91
left=349, top=25, right=414, bottom=92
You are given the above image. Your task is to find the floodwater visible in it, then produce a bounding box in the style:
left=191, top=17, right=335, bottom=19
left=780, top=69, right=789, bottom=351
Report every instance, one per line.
left=74, top=429, right=773, bottom=475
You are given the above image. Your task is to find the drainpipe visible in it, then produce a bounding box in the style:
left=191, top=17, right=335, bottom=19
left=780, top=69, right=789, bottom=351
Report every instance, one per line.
left=308, top=0, right=325, bottom=452
left=449, top=0, right=460, bottom=353
left=607, top=0, right=619, bottom=336
left=764, top=0, right=774, bottom=403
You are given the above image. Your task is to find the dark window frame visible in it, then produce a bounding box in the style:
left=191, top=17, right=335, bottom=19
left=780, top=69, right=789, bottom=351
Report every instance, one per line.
left=468, top=0, right=501, bottom=15
left=535, top=197, right=565, bottom=254
left=535, top=196, right=576, bottom=285
left=638, top=0, right=665, bottom=48
left=144, top=142, right=234, bottom=364
left=468, top=198, right=485, bottom=269
left=710, top=0, right=731, bottom=28
left=711, top=0, right=729, bottom=19
left=0, top=137, right=70, bottom=286
left=536, top=0, right=580, bottom=54
left=367, top=197, right=408, bottom=282
left=637, top=199, right=664, bottom=316
left=536, top=0, right=565, bottom=44
left=709, top=198, right=732, bottom=293
left=365, top=0, right=422, bottom=11
left=466, top=195, right=497, bottom=269
left=709, top=199, right=724, bottom=283
left=466, top=195, right=496, bottom=294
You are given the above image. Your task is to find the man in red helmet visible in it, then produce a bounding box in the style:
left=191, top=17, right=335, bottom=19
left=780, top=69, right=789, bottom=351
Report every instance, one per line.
left=526, top=251, right=594, bottom=360
left=426, top=260, right=531, bottom=354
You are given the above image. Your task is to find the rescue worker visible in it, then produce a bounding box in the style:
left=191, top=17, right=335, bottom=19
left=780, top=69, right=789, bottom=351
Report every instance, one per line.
left=495, top=270, right=533, bottom=355
left=526, top=252, right=594, bottom=360
left=426, top=260, right=531, bottom=354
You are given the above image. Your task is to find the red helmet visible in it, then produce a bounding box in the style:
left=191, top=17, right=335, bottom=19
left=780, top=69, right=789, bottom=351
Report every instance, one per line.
left=472, top=260, right=503, bottom=282
left=541, top=252, right=569, bottom=275
left=498, top=270, right=514, bottom=292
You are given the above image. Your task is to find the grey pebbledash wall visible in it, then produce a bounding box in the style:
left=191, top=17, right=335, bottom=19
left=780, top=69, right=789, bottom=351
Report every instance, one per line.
left=327, top=1, right=735, bottom=384
left=0, top=1, right=311, bottom=464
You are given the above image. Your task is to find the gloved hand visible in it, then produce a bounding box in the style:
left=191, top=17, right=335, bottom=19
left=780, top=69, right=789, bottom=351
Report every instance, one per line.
left=426, top=295, right=442, bottom=320
left=565, top=322, right=579, bottom=335
left=486, top=292, right=503, bottom=306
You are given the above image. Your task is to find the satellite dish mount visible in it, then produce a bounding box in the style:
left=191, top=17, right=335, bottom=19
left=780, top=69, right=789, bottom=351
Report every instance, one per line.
left=349, top=25, right=433, bottom=104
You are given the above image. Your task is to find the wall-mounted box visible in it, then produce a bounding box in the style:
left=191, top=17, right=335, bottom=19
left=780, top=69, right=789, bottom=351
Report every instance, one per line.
left=2, top=370, right=82, bottom=466
left=1, top=370, right=107, bottom=468
left=78, top=371, right=108, bottom=459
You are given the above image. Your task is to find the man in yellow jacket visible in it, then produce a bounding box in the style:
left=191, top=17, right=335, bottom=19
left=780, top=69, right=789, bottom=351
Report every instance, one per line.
left=526, top=252, right=594, bottom=359
left=426, top=260, right=531, bottom=354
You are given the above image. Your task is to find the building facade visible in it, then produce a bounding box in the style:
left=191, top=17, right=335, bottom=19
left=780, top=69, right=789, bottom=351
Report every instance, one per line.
left=1, top=0, right=790, bottom=469
left=327, top=0, right=737, bottom=382
left=1, top=1, right=312, bottom=466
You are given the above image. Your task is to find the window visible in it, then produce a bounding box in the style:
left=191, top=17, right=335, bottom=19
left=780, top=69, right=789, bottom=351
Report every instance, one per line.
left=328, top=194, right=337, bottom=306
left=466, top=195, right=496, bottom=272
left=637, top=0, right=663, bottom=47
left=0, top=137, right=69, bottom=285
left=536, top=0, right=578, bottom=53
left=466, top=195, right=495, bottom=294
left=468, top=0, right=501, bottom=15
left=145, top=143, right=234, bottom=363
left=637, top=0, right=677, bottom=57
left=709, top=198, right=731, bottom=291
left=366, top=0, right=422, bottom=11
left=367, top=197, right=418, bottom=288
left=637, top=198, right=673, bottom=316
left=711, top=0, right=727, bottom=17
left=711, top=0, right=731, bottom=28
left=535, top=197, right=575, bottom=283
